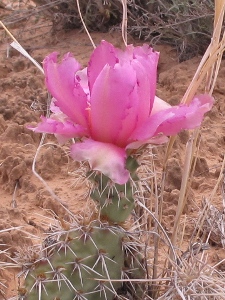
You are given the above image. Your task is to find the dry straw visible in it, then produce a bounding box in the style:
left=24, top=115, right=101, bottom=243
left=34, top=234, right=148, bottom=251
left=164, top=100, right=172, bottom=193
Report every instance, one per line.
left=118, top=1, right=225, bottom=298
left=1, top=0, right=225, bottom=298
left=167, top=0, right=225, bottom=256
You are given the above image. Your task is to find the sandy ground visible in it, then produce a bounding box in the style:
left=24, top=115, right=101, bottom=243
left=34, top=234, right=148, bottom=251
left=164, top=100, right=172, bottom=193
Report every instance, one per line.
left=0, top=6, right=225, bottom=299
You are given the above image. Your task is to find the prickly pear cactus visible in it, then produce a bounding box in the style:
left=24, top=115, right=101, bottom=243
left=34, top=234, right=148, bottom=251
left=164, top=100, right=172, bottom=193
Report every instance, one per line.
left=20, top=157, right=146, bottom=299
left=90, top=157, right=139, bottom=223
left=23, top=223, right=124, bottom=299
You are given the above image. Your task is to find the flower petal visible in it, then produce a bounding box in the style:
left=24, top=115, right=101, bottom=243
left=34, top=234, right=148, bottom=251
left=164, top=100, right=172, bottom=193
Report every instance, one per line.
left=116, top=44, right=159, bottom=121
left=87, top=40, right=118, bottom=92
left=90, top=63, right=138, bottom=146
left=130, top=94, right=214, bottom=141
left=155, top=94, right=214, bottom=135
left=130, top=59, right=152, bottom=125
left=151, top=96, right=171, bottom=115
left=133, top=45, right=159, bottom=115
left=43, top=52, right=88, bottom=127
left=126, top=135, right=169, bottom=150
left=75, top=67, right=90, bottom=97
left=28, top=116, right=88, bottom=143
left=70, top=139, right=129, bottom=184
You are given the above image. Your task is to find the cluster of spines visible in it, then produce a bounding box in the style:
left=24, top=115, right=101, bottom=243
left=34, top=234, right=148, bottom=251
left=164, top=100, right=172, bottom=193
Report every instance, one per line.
left=16, top=157, right=146, bottom=299
left=17, top=219, right=145, bottom=300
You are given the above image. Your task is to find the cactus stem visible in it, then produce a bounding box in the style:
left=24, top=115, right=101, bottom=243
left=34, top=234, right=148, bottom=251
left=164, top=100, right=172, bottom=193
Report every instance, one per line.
left=93, top=253, right=118, bottom=295
left=106, top=186, right=112, bottom=200
left=18, top=287, right=28, bottom=298
left=124, top=182, right=127, bottom=198
left=86, top=170, right=96, bottom=181
left=29, top=274, right=47, bottom=299
left=96, top=282, right=108, bottom=300
left=20, top=157, right=147, bottom=299
left=52, top=269, right=72, bottom=291
left=99, top=183, right=107, bottom=197
left=96, top=281, right=116, bottom=300
left=100, top=173, right=103, bottom=191
left=121, top=268, right=136, bottom=291
left=73, top=290, right=88, bottom=300
left=67, top=256, right=104, bottom=285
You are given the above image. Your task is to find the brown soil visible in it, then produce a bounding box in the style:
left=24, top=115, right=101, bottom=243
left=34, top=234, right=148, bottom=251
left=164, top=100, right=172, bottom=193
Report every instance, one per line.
left=0, top=5, right=225, bottom=299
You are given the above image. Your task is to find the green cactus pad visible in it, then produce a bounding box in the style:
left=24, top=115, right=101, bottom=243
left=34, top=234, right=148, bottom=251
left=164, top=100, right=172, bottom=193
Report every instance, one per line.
left=24, top=223, right=125, bottom=300
left=90, top=156, right=139, bottom=223
left=23, top=156, right=146, bottom=300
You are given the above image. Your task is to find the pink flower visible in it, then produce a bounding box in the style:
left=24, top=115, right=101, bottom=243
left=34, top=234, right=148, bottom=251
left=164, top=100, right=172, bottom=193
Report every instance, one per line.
left=29, top=41, right=213, bottom=184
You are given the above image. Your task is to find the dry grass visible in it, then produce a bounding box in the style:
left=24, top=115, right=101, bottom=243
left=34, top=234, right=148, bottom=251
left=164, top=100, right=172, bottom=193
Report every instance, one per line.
left=0, top=0, right=219, bottom=60
left=1, top=0, right=225, bottom=299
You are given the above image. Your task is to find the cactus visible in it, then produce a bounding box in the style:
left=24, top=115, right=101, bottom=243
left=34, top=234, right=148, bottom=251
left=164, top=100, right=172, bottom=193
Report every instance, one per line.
left=19, top=157, right=146, bottom=300
left=90, top=156, right=139, bottom=224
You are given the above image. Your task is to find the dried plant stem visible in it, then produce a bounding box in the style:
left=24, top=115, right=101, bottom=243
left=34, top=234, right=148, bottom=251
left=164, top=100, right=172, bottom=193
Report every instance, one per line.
left=11, top=181, right=18, bottom=208
left=179, top=133, right=201, bottom=225
left=192, top=153, right=225, bottom=242
left=168, top=0, right=225, bottom=248
left=209, top=154, right=225, bottom=202
left=0, top=20, right=20, bottom=43
left=170, top=129, right=199, bottom=254
left=75, top=0, right=96, bottom=49
left=121, top=0, right=128, bottom=46
left=182, top=1, right=225, bottom=103
left=137, top=200, right=178, bottom=263
left=164, top=1, right=225, bottom=258
left=0, top=21, right=44, bottom=73
left=164, top=1, right=225, bottom=163
left=32, top=136, right=62, bottom=203
left=31, top=139, right=76, bottom=219
left=151, top=163, right=160, bottom=297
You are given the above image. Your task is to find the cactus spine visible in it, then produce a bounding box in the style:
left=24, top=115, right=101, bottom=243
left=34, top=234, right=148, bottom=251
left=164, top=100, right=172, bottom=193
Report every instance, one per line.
left=20, top=157, right=145, bottom=299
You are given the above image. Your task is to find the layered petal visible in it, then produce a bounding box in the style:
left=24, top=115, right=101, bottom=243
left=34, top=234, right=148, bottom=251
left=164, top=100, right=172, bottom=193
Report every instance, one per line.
left=133, top=45, right=159, bottom=114
left=87, top=40, right=118, bottom=92
left=130, top=59, right=152, bottom=125
left=90, top=63, right=139, bottom=146
left=151, top=96, right=171, bottom=115
left=130, top=94, right=214, bottom=141
left=155, top=94, right=214, bottom=136
left=70, top=139, right=129, bottom=184
left=29, top=116, right=88, bottom=143
left=116, top=44, right=159, bottom=121
left=126, top=135, right=169, bottom=150
left=43, top=52, right=88, bottom=127
left=30, top=41, right=215, bottom=186
left=114, top=44, right=134, bottom=63
left=75, top=67, right=90, bottom=97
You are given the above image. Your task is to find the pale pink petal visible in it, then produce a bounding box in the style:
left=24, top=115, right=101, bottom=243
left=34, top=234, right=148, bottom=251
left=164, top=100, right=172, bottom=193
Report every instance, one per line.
left=75, top=67, right=90, bottom=97
left=155, top=94, right=214, bottom=136
left=114, top=44, right=134, bottom=62
left=87, top=40, right=118, bottom=92
left=129, top=109, right=174, bottom=141
left=126, top=135, right=169, bottom=149
left=28, top=116, right=88, bottom=142
left=151, top=96, right=171, bottom=115
left=130, top=59, right=152, bottom=125
left=133, top=45, right=159, bottom=114
left=133, top=44, right=158, bottom=58
left=43, top=52, right=88, bottom=127
left=116, top=44, right=159, bottom=118
left=70, top=139, right=129, bottom=184
left=50, top=98, right=62, bottom=114
left=115, top=96, right=139, bottom=147
left=90, top=63, right=139, bottom=147
left=130, top=94, right=214, bottom=141
left=116, top=44, right=159, bottom=125
left=147, top=135, right=169, bottom=144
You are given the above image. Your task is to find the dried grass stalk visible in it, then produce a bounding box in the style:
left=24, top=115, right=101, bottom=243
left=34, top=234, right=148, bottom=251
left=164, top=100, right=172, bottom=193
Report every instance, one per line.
left=165, top=2, right=225, bottom=261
